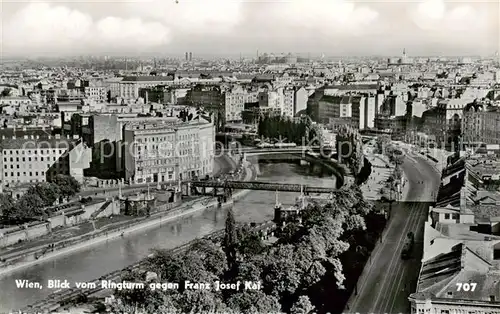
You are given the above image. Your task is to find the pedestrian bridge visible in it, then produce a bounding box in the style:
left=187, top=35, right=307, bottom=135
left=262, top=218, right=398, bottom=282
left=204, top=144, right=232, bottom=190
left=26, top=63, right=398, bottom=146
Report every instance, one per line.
left=236, top=146, right=336, bottom=155
left=190, top=180, right=336, bottom=194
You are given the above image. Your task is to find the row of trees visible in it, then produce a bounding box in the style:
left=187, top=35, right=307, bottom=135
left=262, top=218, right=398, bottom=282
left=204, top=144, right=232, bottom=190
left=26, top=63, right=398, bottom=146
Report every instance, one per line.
left=0, top=175, right=81, bottom=223
left=257, top=115, right=321, bottom=145
left=1, top=88, right=11, bottom=97
left=109, top=185, right=378, bottom=313
left=376, top=135, right=404, bottom=165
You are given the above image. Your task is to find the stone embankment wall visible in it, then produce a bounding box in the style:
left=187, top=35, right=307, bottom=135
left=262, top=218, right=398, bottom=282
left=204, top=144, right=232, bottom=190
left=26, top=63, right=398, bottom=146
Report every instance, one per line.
left=0, top=199, right=119, bottom=248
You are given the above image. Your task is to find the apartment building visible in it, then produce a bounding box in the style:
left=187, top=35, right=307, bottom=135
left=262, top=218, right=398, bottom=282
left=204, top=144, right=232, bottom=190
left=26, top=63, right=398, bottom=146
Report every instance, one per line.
left=123, top=118, right=214, bottom=184
left=84, top=86, right=107, bottom=103
left=103, top=77, right=123, bottom=99
left=410, top=160, right=500, bottom=314
left=462, top=103, right=500, bottom=145
left=258, top=89, right=284, bottom=113
left=119, top=76, right=175, bottom=100
left=308, top=88, right=379, bottom=130
left=283, top=88, right=295, bottom=118
left=0, top=136, right=79, bottom=187
left=0, top=96, right=33, bottom=115
left=224, top=85, right=259, bottom=122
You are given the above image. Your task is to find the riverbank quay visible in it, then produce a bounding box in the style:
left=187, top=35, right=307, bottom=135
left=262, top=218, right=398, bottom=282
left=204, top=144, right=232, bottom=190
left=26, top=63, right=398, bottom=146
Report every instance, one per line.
left=20, top=219, right=276, bottom=314
left=73, top=155, right=236, bottom=200
left=13, top=151, right=340, bottom=312
left=0, top=155, right=244, bottom=277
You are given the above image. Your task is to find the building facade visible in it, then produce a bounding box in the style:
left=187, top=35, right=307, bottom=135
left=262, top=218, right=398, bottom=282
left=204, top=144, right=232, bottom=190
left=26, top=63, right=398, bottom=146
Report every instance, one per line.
left=462, top=103, right=500, bottom=145
left=0, top=136, right=81, bottom=187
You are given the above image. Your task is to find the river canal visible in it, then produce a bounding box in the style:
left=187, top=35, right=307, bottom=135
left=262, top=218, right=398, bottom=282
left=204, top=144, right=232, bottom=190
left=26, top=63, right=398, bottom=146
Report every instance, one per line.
left=0, top=161, right=337, bottom=312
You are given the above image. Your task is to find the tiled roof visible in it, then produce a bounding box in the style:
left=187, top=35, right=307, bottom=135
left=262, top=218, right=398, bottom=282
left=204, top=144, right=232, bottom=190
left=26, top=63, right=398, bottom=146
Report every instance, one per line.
left=0, top=127, right=55, bottom=139
left=340, top=96, right=351, bottom=104
left=320, top=95, right=342, bottom=103
left=417, top=246, right=462, bottom=292
left=0, top=137, right=76, bottom=150
left=325, top=84, right=379, bottom=90
left=436, top=170, right=466, bottom=207
left=412, top=243, right=500, bottom=303
left=122, top=76, right=174, bottom=82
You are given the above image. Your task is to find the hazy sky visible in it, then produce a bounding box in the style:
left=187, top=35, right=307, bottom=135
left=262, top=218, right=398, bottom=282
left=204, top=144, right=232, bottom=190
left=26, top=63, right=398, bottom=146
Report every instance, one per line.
left=0, top=0, right=499, bottom=57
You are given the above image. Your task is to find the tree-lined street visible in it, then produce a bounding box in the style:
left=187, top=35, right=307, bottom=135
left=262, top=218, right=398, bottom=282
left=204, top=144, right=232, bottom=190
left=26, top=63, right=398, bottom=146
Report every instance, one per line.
left=348, top=151, right=441, bottom=313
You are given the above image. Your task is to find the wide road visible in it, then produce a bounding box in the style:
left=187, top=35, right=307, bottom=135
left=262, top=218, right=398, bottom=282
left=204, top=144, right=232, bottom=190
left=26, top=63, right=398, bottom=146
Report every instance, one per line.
left=348, top=151, right=441, bottom=314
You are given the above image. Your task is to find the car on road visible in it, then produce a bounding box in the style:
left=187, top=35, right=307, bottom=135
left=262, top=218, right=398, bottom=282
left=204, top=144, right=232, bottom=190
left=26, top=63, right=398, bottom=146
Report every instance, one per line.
left=401, top=231, right=414, bottom=260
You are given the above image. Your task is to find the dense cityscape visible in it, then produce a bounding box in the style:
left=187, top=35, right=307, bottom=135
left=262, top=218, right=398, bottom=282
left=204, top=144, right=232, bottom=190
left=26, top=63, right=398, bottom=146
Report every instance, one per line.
left=0, top=0, right=499, bottom=313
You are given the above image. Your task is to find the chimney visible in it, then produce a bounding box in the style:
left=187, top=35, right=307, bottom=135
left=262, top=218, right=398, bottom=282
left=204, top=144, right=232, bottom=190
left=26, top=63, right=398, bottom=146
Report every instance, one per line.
left=460, top=187, right=466, bottom=212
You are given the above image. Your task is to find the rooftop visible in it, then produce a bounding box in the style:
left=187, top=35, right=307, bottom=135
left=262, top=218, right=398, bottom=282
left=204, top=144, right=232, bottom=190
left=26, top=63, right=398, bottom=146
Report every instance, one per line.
left=0, top=137, right=77, bottom=150
left=411, top=243, right=500, bottom=304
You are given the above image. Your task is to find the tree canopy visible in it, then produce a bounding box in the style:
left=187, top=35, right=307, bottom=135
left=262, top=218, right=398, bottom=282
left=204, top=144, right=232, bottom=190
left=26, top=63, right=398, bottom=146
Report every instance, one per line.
left=50, top=174, right=81, bottom=197
left=257, top=115, right=321, bottom=146
left=1, top=175, right=80, bottom=222
left=1, top=88, right=12, bottom=97
left=110, top=184, right=377, bottom=313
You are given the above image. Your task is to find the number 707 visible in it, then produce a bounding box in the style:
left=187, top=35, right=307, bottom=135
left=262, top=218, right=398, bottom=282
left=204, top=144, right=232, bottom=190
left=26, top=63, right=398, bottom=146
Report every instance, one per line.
left=456, top=283, right=477, bottom=291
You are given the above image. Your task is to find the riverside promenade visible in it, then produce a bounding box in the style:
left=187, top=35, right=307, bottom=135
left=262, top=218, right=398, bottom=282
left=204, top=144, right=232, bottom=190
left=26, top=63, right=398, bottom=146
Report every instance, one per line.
left=0, top=155, right=246, bottom=277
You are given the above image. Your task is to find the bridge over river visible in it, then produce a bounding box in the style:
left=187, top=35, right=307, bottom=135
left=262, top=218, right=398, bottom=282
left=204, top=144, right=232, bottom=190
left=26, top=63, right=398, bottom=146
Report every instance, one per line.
left=190, top=180, right=336, bottom=194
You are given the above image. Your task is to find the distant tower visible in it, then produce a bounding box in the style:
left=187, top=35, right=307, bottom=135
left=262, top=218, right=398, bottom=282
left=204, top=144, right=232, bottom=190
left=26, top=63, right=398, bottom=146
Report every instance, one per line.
left=189, top=52, right=193, bottom=61
left=401, top=48, right=408, bottom=64
left=185, top=52, right=189, bottom=61
left=153, top=58, right=157, bottom=69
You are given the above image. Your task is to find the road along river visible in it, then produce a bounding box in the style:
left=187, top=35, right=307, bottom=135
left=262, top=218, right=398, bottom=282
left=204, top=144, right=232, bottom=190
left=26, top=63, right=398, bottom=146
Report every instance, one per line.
left=0, top=161, right=337, bottom=312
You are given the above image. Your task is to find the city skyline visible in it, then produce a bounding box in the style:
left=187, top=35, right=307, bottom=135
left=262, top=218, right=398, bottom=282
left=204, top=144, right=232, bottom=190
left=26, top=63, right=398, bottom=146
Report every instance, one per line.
left=0, top=0, right=499, bottom=57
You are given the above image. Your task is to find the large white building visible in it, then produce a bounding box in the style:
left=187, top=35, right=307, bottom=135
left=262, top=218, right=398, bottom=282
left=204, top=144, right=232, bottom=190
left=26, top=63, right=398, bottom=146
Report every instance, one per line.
left=123, top=118, right=215, bottom=184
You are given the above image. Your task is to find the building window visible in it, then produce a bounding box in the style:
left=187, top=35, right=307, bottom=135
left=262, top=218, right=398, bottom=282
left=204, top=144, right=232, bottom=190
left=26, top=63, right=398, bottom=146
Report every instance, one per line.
left=444, top=213, right=450, bottom=219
